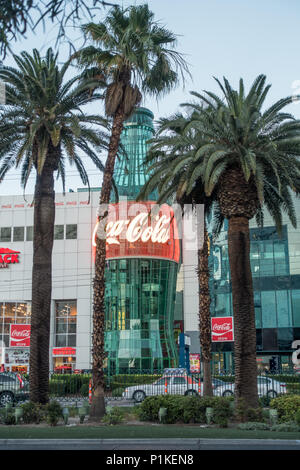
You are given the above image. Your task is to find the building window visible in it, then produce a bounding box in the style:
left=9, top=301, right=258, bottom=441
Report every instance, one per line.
left=261, top=291, right=277, bottom=328
left=55, top=300, right=77, bottom=347
left=13, top=227, right=24, bottom=242
left=54, top=225, right=64, bottom=240
left=66, top=224, right=77, bottom=239
left=0, top=227, right=11, bottom=242
left=292, top=290, right=300, bottom=327
left=0, top=302, right=31, bottom=347
left=26, top=226, right=33, bottom=241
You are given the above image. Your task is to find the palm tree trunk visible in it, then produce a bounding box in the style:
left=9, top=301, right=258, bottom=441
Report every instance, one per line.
left=29, top=163, right=55, bottom=404
left=197, top=227, right=213, bottom=396
left=227, top=216, right=259, bottom=410
left=90, top=107, right=125, bottom=420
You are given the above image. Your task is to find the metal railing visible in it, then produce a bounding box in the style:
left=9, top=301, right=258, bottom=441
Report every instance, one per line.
left=0, top=369, right=299, bottom=406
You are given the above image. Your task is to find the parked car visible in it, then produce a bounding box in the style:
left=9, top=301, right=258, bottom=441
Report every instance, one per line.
left=214, top=376, right=287, bottom=398
left=0, top=372, right=29, bottom=406
left=122, top=373, right=203, bottom=402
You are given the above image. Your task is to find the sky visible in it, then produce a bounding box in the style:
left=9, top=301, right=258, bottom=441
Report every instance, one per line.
left=1, top=0, right=300, bottom=196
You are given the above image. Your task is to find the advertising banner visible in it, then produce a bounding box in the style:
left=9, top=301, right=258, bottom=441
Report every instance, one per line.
left=211, top=317, right=234, bottom=342
left=189, top=353, right=201, bottom=373
left=9, top=324, right=31, bottom=347
left=52, top=347, right=76, bottom=356
left=5, top=348, right=29, bottom=365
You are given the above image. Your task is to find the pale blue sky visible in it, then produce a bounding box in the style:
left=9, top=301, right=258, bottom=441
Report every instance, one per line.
left=1, top=0, right=300, bottom=195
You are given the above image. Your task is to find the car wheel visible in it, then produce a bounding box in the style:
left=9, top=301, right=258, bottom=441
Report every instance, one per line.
left=132, top=390, right=146, bottom=403
left=0, top=391, right=14, bottom=407
left=185, top=389, right=198, bottom=396
left=222, top=390, right=233, bottom=397
left=267, top=390, right=277, bottom=398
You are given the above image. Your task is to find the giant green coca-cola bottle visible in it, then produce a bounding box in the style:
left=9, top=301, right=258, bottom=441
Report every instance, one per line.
left=103, top=107, right=180, bottom=374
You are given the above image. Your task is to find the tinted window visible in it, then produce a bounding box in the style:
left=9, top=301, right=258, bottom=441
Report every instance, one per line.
left=54, top=225, right=64, bottom=240
left=0, top=227, right=11, bottom=242
left=155, top=377, right=171, bottom=385
left=13, top=227, right=24, bottom=242
left=26, top=226, right=33, bottom=241
left=0, top=375, right=15, bottom=383
left=66, top=224, right=77, bottom=239
left=173, top=377, right=186, bottom=385
left=257, top=378, right=269, bottom=385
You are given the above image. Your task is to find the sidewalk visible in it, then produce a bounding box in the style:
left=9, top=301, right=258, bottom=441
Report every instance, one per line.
left=1, top=438, right=300, bottom=450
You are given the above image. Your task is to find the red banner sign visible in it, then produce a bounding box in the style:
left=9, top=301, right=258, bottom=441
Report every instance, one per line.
left=211, top=317, right=234, bottom=342
left=0, top=248, right=20, bottom=267
left=52, top=347, right=76, bottom=356
left=9, top=324, right=31, bottom=347
left=92, top=201, right=180, bottom=263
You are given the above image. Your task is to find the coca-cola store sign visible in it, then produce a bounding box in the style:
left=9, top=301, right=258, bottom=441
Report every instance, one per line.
left=10, top=324, right=31, bottom=347
left=211, top=317, right=234, bottom=342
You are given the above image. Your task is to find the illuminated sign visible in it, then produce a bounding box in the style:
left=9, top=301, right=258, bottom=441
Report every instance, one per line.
left=211, top=317, right=234, bottom=342
left=0, top=248, right=20, bottom=268
left=52, top=347, right=76, bottom=356
left=10, top=325, right=31, bottom=347
left=92, top=201, right=180, bottom=263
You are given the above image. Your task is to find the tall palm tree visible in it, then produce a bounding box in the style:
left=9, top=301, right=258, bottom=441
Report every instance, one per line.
left=75, top=3, right=189, bottom=419
left=0, top=48, right=110, bottom=404
left=137, top=112, right=223, bottom=396
left=175, top=75, right=300, bottom=409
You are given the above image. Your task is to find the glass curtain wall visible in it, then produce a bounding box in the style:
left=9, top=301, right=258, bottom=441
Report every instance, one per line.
left=210, top=224, right=298, bottom=372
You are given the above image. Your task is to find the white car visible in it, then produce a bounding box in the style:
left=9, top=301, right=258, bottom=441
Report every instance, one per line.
left=122, top=374, right=203, bottom=402
left=214, top=376, right=287, bottom=398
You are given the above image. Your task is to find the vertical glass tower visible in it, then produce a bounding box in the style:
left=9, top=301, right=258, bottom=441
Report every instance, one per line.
left=104, top=107, right=180, bottom=374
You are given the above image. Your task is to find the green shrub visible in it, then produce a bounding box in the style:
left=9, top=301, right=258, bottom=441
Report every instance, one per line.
left=49, top=380, right=66, bottom=396
left=286, top=383, right=300, bottom=394
left=246, top=407, right=263, bottom=422
left=80, top=383, right=89, bottom=397
left=270, top=422, right=300, bottom=432
left=138, top=395, right=233, bottom=424
left=20, top=402, right=44, bottom=424
left=50, top=374, right=91, bottom=395
left=295, top=409, right=300, bottom=426
left=45, top=401, right=62, bottom=426
left=102, top=407, right=124, bottom=425
left=238, top=421, right=269, bottom=431
left=270, top=395, right=300, bottom=423
left=259, top=396, right=271, bottom=407
left=0, top=408, right=15, bottom=425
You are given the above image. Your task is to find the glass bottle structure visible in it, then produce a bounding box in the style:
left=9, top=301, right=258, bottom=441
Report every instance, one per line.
left=103, top=107, right=180, bottom=374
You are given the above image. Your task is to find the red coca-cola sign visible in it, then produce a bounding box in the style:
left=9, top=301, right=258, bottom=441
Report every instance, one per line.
left=92, top=201, right=180, bottom=263
left=211, top=317, right=234, bottom=342
left=9, top=324, right=31, bottom=347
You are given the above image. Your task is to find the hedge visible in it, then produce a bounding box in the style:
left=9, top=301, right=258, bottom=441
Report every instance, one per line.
left=270, top=395, right=300, bottom=423
left=138, top=395, right=233, bottom=425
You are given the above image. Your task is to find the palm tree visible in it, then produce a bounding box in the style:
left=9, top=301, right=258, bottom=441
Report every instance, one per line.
left=174, top=75, right=300, bottom=409
left=75, top=3, right=189, bottom=419
left=137, top=112, right=223, bottom=396
left=0, top=48, right=110, bottom=404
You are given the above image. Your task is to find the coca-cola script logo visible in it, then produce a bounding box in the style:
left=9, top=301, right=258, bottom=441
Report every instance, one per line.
left=211, top=317, right=234, bottom=342
left=92, top=201, right=180, bottom=263
left=10, top=325, right=31, bottom=347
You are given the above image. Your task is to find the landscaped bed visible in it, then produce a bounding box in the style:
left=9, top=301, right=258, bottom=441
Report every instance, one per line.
left=0, top=394, right=299, bottom=439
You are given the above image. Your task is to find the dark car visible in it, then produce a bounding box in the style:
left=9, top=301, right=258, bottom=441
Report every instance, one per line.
left=0, top=372, right=29, bottom=406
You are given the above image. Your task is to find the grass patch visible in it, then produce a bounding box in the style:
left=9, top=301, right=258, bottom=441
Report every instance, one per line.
left=0, top=425, right=299, bottom=440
